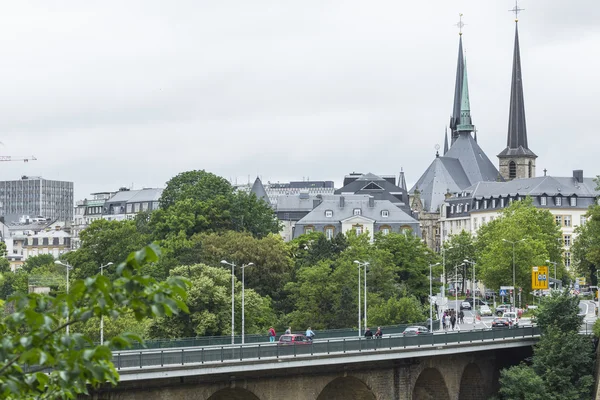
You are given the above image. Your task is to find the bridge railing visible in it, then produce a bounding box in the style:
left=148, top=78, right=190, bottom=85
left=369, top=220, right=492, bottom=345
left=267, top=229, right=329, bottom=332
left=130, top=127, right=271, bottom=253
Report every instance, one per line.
left=114, top=325, right=540, bottom=371
left=126, top=320, right=440, bottom=350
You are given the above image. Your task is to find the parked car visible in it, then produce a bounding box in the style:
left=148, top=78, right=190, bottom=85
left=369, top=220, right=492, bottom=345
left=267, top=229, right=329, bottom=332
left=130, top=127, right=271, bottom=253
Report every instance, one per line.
left=479, top=305, right=493, bottom=316
left=278, top=334, right=311, bottom=345
left=502, top=312, right=519, bottom=327
left=402, top=326, right=431, bottom=336
left=464, top=297, right=488, bottom=307
left=460, top=301, right=472, bottom=310
left=491, top=317, right=511, bottom=328
left=495, top=304, right=511, bottom=316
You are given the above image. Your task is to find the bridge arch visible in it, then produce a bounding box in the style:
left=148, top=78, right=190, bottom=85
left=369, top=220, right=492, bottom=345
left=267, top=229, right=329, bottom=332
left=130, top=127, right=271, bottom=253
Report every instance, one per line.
left=317, top=376, right=375, bottom=400
left=412, top=367, right=449, bottom=400
left=207, top=388, right=260, bottom=400
left=458, top=363, right=485, bottom=400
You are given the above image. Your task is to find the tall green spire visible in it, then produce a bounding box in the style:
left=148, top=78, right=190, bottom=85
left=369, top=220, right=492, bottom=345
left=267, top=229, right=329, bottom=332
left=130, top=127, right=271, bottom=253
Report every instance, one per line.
left=456, top=57, right=474, bottom=133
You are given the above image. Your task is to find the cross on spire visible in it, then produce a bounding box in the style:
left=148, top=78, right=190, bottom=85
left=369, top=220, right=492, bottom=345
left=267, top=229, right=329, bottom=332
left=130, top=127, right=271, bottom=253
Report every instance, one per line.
left=455, top=13, right=465, bottom=35
left=509, top=0, right=524, bottom=22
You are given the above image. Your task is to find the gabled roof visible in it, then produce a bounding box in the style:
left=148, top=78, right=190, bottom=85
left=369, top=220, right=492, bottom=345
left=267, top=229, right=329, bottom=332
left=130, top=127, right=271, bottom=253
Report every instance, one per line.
left=411, top=157, right=464, bottom=212
left=458, top=176, right=599, bottom=199
left=444, top=133, right=501, bottom=184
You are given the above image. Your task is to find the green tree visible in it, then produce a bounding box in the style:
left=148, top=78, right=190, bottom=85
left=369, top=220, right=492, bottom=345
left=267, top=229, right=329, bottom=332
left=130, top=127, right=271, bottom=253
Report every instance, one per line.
left=572, top=204, right=600, bottom=286
left=147, top=264, right=274, bottom=338
left=476, top=198, right=563, bottom=294
left=443, top=231, right=476, bottom=295
left=159, top=169, right=234, bottom=210
left=21, top=254, right=56, bottom=274
left=0, top=244, right=189, bottom=399
left=368, top=294, right=427, bottom=326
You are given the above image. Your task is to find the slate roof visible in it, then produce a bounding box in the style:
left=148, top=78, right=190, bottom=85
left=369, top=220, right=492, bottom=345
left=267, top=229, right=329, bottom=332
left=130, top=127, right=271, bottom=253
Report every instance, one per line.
left=461, top=176, right=600, bottom=199
left=106, top=188, right=163, bottom=204
left=275, top=194, right=320, bottom=212
left=297, top=195, right=418, bottom=225
left=250, top=177, right=269, bottom=203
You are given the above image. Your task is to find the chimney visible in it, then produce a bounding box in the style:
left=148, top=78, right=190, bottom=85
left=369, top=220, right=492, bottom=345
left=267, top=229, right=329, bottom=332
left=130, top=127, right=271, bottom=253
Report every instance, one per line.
left=368, top=196, right=375, bottom=208
left=573, top=170, right=583, bottom=183
left=339, top=196, right=345, bottom=208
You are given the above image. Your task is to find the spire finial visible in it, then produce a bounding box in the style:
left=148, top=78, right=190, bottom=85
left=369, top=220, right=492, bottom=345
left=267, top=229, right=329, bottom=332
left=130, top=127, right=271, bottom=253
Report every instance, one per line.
left=455, top=13, right=465, bottom=36
left=510, top=0, right=524, bottom=22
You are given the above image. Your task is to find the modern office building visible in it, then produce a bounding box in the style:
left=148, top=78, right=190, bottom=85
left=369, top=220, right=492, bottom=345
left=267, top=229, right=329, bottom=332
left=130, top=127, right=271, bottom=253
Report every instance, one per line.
left=0, top=176, right=74, bottom=222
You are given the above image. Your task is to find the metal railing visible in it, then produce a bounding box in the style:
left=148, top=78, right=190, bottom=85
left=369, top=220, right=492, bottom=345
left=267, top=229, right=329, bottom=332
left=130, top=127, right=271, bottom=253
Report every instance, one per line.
left=114, top=325, right=541, bottom=371
left=125, top=320, right=441, bottom=350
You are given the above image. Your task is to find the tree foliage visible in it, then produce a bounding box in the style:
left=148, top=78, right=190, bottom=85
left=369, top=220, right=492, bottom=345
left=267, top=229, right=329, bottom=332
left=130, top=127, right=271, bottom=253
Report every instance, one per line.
left=0, top=245, right=189, bottom=400
left=442, top=231, right=476, bottom=294
left=476, top=198, right=563, bottom=292
left=572, top=204, right=600, bottom=285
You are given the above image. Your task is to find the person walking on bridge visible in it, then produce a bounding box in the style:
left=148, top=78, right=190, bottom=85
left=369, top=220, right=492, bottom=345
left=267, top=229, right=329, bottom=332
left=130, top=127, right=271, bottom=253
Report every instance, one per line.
left=268, top=326, right=276, bottom=342
left=306, top=327, right=315, bottom=341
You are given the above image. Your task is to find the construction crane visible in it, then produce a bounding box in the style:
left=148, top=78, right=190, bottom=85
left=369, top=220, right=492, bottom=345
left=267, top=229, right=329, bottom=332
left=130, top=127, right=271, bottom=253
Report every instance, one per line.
left=0, top=155, right=36, bottom=162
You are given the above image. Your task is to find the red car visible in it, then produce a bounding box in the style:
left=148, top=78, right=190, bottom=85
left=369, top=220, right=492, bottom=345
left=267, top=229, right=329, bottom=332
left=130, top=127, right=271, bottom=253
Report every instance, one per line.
left=278, top=334, right=311, bottom=345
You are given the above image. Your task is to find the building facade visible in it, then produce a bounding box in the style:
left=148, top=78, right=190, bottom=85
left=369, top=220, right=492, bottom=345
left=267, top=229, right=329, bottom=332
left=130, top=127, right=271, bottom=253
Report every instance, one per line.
left=0, top=176, right=73, bottom=222
left=237, top=178, right=335, bottom=206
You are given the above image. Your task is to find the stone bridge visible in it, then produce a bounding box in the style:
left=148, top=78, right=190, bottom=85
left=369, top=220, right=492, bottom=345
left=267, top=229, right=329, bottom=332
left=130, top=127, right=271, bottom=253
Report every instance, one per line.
left=86, top=339, right=532, bottom=399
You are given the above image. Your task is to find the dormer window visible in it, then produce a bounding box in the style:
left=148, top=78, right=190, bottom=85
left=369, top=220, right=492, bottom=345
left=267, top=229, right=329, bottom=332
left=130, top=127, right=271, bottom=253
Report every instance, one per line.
left=381, top=210, right=389, bottom=218
left=451, top=205, right=455, bottom=214
left=475, top=201, right=480, bottom=210
left=540, top=196, right=547, bottom=206
left=465, top=204, right=469, bottom=212
left=500, top=198, right=505, bottom=208
left=483, top=200, right=488, bottom=209
left=353, top=208, right=361, bottom=216
left=570, top=197, right=577, bottom=207
left=555, top=197, right=562, bottom=206
left=492, top=199, right=496, bottom=208
left=325, top=210, right=333, bottom=218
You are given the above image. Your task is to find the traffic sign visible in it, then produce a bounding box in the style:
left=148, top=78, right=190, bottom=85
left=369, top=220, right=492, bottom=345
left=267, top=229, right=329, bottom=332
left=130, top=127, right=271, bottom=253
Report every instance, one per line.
left=500, top=286, right=514, bottom=290
left=499, top=289, right=507, bottom=296
left=532, top=266, right=549, bottom=290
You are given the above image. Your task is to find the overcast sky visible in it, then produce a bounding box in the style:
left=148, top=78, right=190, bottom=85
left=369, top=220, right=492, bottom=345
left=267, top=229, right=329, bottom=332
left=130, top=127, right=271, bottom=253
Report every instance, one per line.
left=0, top=1, right=598, bottom=199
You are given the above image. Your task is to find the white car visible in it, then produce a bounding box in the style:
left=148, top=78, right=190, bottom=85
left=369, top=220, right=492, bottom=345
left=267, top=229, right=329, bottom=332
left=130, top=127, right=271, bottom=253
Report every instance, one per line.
left=460, top=301, right=472, bottom=310
left=479, top=305, right=492, bottom=316
left=502, top=312, right=519, bottom=327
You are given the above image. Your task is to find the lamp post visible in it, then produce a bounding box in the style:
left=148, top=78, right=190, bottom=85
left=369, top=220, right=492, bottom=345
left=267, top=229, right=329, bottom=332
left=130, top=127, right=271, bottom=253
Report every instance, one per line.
left=220, top=260, right=237, bottom=344
left=545, top=260, right=557, bottom=284
left=240, top=262, right=254, bottom=344
left=503, top=239, right=526, bottom=311
left=463, top=259, right=476, bottom=329
left=99, top=262, right=114, bottom=344
left=55, top=260, right=73, bottom=334
left=429, top=262, right=441, bottom=332
left=455, top=264, right=459, bottom=310
left=441, top=246, right=454, bottom=299
left=354, top=261, right=369, bottom=334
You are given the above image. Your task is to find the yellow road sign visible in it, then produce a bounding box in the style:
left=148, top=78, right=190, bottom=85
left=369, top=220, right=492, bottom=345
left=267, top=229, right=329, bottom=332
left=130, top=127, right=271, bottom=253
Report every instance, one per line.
left=532, top=266, right=549, bottom=290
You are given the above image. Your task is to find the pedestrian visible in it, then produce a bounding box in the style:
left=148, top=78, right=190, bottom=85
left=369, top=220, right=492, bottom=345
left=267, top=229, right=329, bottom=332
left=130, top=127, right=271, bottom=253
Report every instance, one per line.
left=305, top=327, right=315, bottom=341
left=375, top=327, right=383, bottom=338
left=268, top=326, right=276, bottom=342
left=364, top=327, right=373, bottom=339
left=442, top=313, right=447, bottom=331
left=285, top=326, right=291, bottom=334
left=459, top=310, right=464, bottom=324
left=450, top=313, right=456, bottom=330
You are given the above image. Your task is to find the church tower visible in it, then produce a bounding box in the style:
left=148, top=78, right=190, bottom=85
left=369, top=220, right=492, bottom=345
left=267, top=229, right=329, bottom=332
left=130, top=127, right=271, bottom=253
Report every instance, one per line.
left=498, top=12, right=537, bottom=180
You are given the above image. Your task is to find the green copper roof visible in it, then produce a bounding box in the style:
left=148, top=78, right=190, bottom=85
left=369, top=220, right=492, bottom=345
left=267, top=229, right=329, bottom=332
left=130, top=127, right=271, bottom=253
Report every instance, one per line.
left=457, top=57, right=474, bottom=133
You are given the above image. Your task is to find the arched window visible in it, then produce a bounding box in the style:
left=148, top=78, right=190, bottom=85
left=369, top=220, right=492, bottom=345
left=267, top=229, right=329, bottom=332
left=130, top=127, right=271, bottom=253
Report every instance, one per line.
left=528, top=161, right=533, bottom=178
left=509, top=161, right=517, bottom=179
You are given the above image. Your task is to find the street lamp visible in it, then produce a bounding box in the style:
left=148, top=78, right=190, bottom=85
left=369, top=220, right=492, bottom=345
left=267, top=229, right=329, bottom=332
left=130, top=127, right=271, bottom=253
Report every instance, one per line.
left=240, top=262, right=254, bottom=344
left=220, top=260, right=237, bottom=344
left=55, top=260, right=73, bottom=334
left=503, top=239, right=526, bottom=311
left=429, top=262, right=441, bottom=332
left=463, top=259, right=476, bottom=329
left=354, top=260, right=369, bottom=334
left=99, top=262, right=114, bottom=344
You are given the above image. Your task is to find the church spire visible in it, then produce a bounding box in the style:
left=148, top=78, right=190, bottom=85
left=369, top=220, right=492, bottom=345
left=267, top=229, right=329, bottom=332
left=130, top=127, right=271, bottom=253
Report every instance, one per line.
left=449, top=34, right=464, bottom=143
left=456, top=57, right=474, bottom=133
left=497, top=4, right=537, bottom=181
left=444, top=127, right=449, bottom=155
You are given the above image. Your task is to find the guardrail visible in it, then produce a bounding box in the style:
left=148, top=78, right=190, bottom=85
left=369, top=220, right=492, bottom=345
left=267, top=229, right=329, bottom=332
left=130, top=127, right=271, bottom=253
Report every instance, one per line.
left=114, top=325, right=541, bottom=371
left=126, top=320, right=441, bottom=350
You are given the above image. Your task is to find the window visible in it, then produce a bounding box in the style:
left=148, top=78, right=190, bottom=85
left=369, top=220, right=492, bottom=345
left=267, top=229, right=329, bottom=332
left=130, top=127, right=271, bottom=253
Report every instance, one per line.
left=509, top=161, right=516, bottom=179
left=564, top=215, right=571, bottom=227
left=482, top=217, right=487, bottom=224
left=476, top=201, right=480, bottom=210
left=354, top=224, right=363, bottom=235
left=555, top=215, right=562, bottom=226
left=465, top=204, right=469, bottom=212
left=555, top=197, right=562, bottom=206
left=325, top=226, right=335, bottom=240
left=509, top=197, right=514, bottom=204
left=540, top=196, right=547, bottom=206
left=564, top=235, right=571, bottom=247
left=325, top=210, right=333, bottom=218
left=380, top=225, right=391, bottom=235
left=451, top=205, right=455, bottom=214
left=353, top=208, right=361, bottom=216
left=381, top=210, right=389, bottom=218
left=570, top=197, right=577, bottom=207
left=581, top=216, right=587, bottom=226
left=565, top=252, right=571, bottom=268
left=304, top=226, right=314, bottom=234
left=400, top=225, right=412, bottom=235
left=126, top=204, right=133, bottom=213
left=483, top=200, right=488, bottom=209
left=473, top=218, right=478, bottom=230
left=142, top=202, right=149, bottom=211
left=492, top=199, right=496, bottom=208
left=133, top=203, right=140, bottom=213
left=490, top=216, right=495, bottom=222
